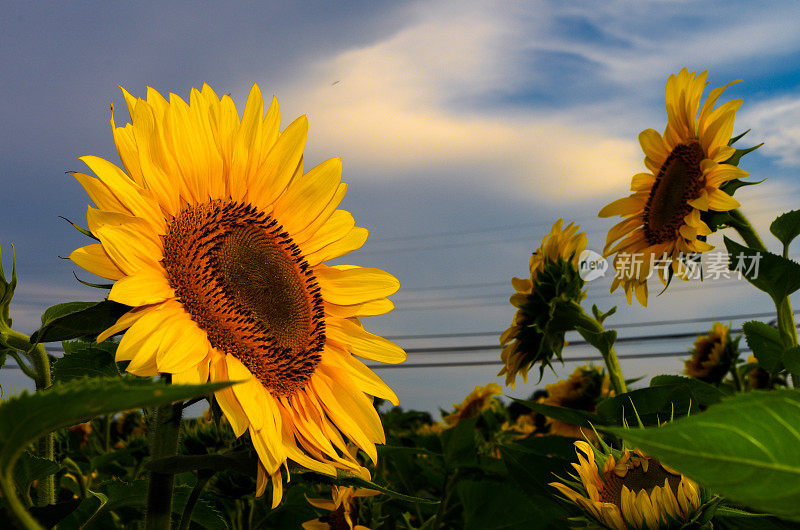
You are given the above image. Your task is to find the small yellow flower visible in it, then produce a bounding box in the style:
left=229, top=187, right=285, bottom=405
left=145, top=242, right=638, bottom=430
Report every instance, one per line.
left=303, top=486, right=379, bottom=530
left=600, top=68, right=748, bottom=306
left=550, top=441, right=701, bottom=529
left=499, top=220, right=587, bottom=387
left=684, top=322, right=733, bottom=383
left=442, top=383, right=503, bottom=426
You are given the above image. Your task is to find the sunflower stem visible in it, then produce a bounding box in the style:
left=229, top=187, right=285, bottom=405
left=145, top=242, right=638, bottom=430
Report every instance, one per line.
left=177, top=472, right=212, bottom=530
left=729, top=209, right=800, bottom=387
left=145, top=380, right=183, bottom=530
left=575, top=309, right=627, bottom=395
left=2, top=328, right=55, bottom=506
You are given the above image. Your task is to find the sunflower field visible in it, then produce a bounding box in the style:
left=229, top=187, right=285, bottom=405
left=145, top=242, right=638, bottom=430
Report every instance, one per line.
left=2, top=68, right=800, bottom=529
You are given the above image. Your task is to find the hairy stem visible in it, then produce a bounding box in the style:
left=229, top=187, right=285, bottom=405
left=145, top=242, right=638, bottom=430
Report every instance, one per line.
left=145, top=387, right=183, bottom=530
left=575, top=309, right=627, bottom=395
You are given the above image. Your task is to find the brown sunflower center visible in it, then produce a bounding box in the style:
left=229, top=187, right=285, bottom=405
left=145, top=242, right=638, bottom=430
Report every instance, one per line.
left=599, top=457, right=681, bottom=508
left=162, top=200, right=325, bottom=396
left=643, top=141, right=705, bottom=244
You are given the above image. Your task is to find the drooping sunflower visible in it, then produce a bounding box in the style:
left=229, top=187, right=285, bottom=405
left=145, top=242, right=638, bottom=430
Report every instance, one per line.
left=69, top=84, right=406, bottom=506
left=499, top=220, right=587, bottom=387
left=550, top=441, right=702, bottom=529
left=599, top=68, right=748, bottom=306
left=684, top=322, right=736, bottom=384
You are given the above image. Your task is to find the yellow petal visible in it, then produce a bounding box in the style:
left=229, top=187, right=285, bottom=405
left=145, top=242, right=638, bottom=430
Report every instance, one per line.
left=326, top=317, right=406, bottom=364
left=87, top=208, right=163, bottom=275
left=305, top=227, right=368, bottom=265
left=598, top=195, right=646, bottom=218
left=69, top=243, right=125, bottom=281
left=247, top=115, right=308, bottom=210
left=705, top=188, right=740, bottom=211
left=316, top=265, right=399, bottom=305
left=109, top=269, right=174, bottom=306
left=273, top=157, right=342, bottom=237
left=210, top=355, right=250, bottom=437
left=324, top=298, right=394, bottom=318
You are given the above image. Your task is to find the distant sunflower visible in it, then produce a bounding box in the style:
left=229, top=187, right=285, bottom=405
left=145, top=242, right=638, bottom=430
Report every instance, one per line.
left=551, top=441, right=701, bottom=529
left=442, top=383, right=502, bottom=426
left=70, top=84, right=406, bottom=506
left=599, top=68, right=748, bottom=306
left=540, top=365, right=611, bottom=439
left=499, top=220, right=587, bottom=387
left=684, top=322, right=735, bottom=384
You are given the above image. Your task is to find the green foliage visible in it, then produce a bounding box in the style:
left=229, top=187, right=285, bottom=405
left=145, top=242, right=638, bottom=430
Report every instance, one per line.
left=724, top=237, right=800, bottom=303
left=770, top=210, right=800, bottom=252
left=52, top=340, right=121, bottom=382
left=743, top=321, right=784, bottom=372
left=30, top=300, right=129, bottom=343
left=13, top=452, right=60, bottom=505
left=605, top=390, right=800, bottom=522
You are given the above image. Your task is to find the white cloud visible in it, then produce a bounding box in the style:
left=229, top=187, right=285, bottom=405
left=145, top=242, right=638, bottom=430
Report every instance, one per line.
left=741, top=96, right=800, bottom=167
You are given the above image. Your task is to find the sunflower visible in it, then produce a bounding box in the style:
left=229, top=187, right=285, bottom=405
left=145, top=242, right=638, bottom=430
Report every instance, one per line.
left=499, top=220, right=587, bottom=387
left=599, top=68, right=748, bottom=306
left=69, top=84, right=406, bottom=506
left=302, top=486, right=379, bottom=530
left=550, top=441, right=701, bottom=529
left=540, top=365, right=612, bottom=439
left=684, top=322, right=735, bottom=384
left=442, top=383, right=502, bottom=426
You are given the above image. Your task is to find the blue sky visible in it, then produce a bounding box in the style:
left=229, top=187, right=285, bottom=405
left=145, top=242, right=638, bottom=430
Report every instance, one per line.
left=3, top=1, right=800, bottom=413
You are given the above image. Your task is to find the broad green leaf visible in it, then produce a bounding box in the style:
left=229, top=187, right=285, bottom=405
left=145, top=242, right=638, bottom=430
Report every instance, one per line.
left=457, top=480, right=563, bottom=530
left=770, top=210, right=800, bottom=251
left=53, top=342, right=121, bottom=382
left=742, top=321, right=784, bottom=372
left=649, top=375, right=733, bottom=397
left=500, top=436, right=576, bottom=501
left=714, top=506, right=799, bottom=529
left=0, top=378, right=234, bottom=480
left=13, top=452, right=60, bottom=504
left=440, top=416, right=479, bottom=471
left=605, top=390, right=800, bottom=521
left=512, top=399, right=603, bottom=428
left=31, top=300, right=129, bottom=343
left=58, top=490, right=108, bottom=529
left=596, top=377, right=726, bottom=426
left=724, top=237, right=800, bottom=303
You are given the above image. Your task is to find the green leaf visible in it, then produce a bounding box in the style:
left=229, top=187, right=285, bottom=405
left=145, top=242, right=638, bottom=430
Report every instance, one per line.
left=742, top=321, right=784, bottom=372
left=457, top=480, right=563, bottom=529
left=500, top=436, right=577, bottom=501
left=724, top=237, right=800, bottom=303
left=512, top=399, right=602, bottom=428
left=575, top=327, right=617, bottom=357
left=31, top=300, right=129, bottom=343
left=13, top=452, right=60, bottom=504
left=596, top=377, right=726, bottom=426
left=292, top=468, right=439, bottom=505
left=58, top=490, right=108, bottom=529
left=52, top=342, right=121, bottom=383
left=770, top=210, right=800, bottom=251
left=0, top=378, right=235, bottom=485
left=440, top=416, right=479, bottom=470
left=604, top=390, right=800, bottom=521
left=783, top=346, right=800, bottom=376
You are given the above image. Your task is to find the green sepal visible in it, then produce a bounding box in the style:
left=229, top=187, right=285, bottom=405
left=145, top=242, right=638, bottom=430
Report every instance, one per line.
left=591, top=304, right=616, bottom=325
left=30, top=300, right=129, bottom=343
left=742, top=321, right=784, bottom=373
left=723, top=143, right=763, bottom=167
left=72, top=271, right=114, bottom=290
left=728, top=129, right=750, bottom=146
left=58, top=215, right=99, bottom=242
left=0, top=243, right=17, bottom=331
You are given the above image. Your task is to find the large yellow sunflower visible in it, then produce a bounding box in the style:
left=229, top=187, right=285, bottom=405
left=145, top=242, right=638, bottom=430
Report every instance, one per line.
left=69, top=84, right=406, bottom=506
left=599, top=68, right=748, bottom=306
left=550, top=441, right=701, bottom=529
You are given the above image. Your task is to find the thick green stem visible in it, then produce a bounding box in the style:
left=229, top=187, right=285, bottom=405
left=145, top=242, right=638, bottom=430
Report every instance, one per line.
left=730, top=209, right=800, bottom=386
left=145, top=396, right=183, bottom=530
left=575, top=309, right=627, bottom=395
left=3, top=329, right=54, bottom=505
left=177, top=473, right=211, bottom=530
left=0, top=471, right=45, bottom=530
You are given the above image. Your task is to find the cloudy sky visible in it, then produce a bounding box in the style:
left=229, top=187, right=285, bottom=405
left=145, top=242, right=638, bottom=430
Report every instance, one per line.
left=2, top=1, right=800, bottom=413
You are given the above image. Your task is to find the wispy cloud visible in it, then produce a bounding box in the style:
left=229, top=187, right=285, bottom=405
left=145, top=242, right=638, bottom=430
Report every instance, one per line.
left=741, top=96, right=800, bottom=167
